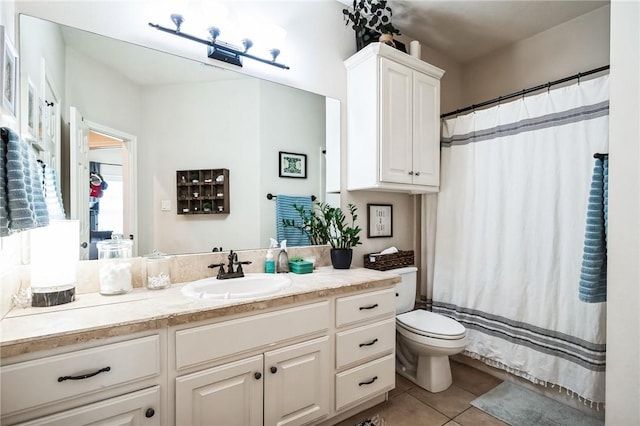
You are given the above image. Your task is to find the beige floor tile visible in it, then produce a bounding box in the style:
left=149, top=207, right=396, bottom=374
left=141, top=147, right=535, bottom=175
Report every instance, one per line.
left=336, top=393, right=449, bottom=426
left=374, top=393, right=450, bottom=426
left=408, top=383, right=478, bottom=418
left=450, top=361, right=503, bottom=396
left=444, top=421, right=463, bottom=426
left=388, top=373, right=415, bottom=399
left=453, top=407, right=509, bottom=426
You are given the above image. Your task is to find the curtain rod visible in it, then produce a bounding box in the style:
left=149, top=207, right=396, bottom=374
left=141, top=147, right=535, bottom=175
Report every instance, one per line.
left=441, top=65, right=610, bottom=119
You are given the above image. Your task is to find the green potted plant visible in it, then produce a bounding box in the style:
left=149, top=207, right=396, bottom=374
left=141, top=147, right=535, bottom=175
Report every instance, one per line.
left=342, top=0, right=401, bottom=51
left=283, top=202, right=362, bottom=269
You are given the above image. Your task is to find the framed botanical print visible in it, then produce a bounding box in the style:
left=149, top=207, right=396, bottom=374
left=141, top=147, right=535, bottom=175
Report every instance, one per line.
left=279, top=151, right=307, bottom=178
left=0, top=26, right=18, bottom=118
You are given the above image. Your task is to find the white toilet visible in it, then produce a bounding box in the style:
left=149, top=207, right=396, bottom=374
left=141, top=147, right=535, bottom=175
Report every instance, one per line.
left=391, top=266, right=467, bottom=393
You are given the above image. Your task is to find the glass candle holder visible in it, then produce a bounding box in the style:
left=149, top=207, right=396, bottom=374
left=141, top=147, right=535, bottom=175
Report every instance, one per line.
left=97, top=234, right=133, bottom=295
left=144, top=250, right=171, bottom=290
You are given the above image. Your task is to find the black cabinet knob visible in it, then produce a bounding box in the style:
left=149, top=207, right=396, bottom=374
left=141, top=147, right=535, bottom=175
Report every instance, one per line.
left=270, top=366, right=278, bottom=374
left=145, top=408, right=155, bottom=418
left=254, top=372, right=262, bottom=380
left=80, top=242, right=88, bottom=248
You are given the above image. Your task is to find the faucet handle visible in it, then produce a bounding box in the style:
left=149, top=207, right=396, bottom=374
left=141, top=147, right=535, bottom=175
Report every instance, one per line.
left=208, top=263, right=226, bottom=278
left=235, top=261, right=252, bottom=275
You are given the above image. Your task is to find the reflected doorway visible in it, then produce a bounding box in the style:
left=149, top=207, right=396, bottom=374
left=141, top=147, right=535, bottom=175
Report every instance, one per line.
left=86, top=127, right=137, bottom=259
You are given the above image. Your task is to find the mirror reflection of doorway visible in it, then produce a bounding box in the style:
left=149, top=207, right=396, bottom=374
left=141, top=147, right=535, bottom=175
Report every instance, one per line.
left=89, top=131, right=124, bottom=259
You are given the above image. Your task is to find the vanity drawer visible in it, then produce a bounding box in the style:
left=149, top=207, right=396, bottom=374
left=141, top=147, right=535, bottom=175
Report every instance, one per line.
left=336, top=318, right=395, bottom=369
left=175, top=301, right=329, bottom=370
left=335, top=353, right=395, bottom=411
left=336, top=288, right=395, bottom=328
left=1, top=335, right=160, bottom=415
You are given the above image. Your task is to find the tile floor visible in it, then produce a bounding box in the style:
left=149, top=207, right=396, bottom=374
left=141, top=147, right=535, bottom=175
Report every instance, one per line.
left=336, top=360, right=509, bottom=426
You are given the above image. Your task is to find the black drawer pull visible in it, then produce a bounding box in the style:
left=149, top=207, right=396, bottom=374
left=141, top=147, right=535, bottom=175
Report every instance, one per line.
left=270, top=366, right=278, bottom=374
left=359, top=304, right=379, bottom=311
left=58, top=366, right=111, bottom=382
left=145, top=408, right=155, bottom=418
left=359, top=376, right=378, bottom=386
left=359, top=338, right=379, bottom=348
left=254, top=372, right=262, bottom=380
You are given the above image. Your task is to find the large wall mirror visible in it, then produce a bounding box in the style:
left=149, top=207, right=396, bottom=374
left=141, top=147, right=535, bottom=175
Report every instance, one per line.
left=19, top=14, right=339, bottom=259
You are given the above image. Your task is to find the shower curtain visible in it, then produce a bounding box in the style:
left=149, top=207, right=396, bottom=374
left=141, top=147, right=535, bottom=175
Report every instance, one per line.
left=431, top=75, right=609, bottom=405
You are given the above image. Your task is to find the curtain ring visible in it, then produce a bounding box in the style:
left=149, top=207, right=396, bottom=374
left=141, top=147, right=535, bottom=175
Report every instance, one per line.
left=521, top=89, right=526, bottom=101
left=577, top=72, right=582, bottom=85
left=547, top=82, right=551, bottom=94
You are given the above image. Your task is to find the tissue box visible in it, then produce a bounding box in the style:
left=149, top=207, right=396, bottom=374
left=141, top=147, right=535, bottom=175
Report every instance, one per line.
left=363, top=250, right=415, bottom=271
left=289, top=260, right=314, bottom=274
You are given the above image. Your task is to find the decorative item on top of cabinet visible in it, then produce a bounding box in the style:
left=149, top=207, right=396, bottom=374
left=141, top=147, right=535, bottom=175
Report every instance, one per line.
left=345, top=42, right=445, bottom=194
left=176, top=169, right=229, bottom=214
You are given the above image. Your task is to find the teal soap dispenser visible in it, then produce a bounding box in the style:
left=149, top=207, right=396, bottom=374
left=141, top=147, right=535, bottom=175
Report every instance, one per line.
left=276, top=240, right=289, bottom=273
left=265, top=238, right=278, bottom=273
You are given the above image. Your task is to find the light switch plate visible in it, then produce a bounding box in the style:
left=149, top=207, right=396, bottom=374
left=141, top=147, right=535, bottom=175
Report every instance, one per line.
left=161, top=200, right=171, bottom=211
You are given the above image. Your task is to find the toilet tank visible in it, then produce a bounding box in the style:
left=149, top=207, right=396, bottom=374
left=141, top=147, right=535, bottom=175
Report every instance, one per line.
left=389, top=266, right=418, bottom=315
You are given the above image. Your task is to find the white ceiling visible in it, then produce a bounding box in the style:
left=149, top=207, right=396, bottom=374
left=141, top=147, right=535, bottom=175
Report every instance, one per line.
left=359, top=0, right=609, bottom=63
left=57, top=0, right=609, bottom=85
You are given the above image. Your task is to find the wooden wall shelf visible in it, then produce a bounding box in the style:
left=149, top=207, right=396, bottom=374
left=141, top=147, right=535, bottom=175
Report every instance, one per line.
left=176, top=169, right=229, bottom=215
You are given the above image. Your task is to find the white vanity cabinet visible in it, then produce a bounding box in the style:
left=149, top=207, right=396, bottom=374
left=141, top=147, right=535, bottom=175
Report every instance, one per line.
left=333, top=288, right=396, bottom=412
left=172, top=301, right=331, bottom=426
left=345, top=42, right=445, bottom=194
left=0, top=332, right=166, bottom=426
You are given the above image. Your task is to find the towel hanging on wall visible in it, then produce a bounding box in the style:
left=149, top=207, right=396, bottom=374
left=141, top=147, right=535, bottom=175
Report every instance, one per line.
left=579, top=155, right=608, bottom=303
left=0, top=127, right=50, bottom=236
left=275, top=195, right=312, bottom=247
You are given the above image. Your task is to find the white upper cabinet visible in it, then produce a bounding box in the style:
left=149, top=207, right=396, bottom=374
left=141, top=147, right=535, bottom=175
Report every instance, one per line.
left=345, top=43, right=444, bottom=193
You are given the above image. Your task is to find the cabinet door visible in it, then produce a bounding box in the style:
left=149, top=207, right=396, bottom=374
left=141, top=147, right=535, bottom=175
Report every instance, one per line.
left=264, top=336, right=330, bottom=426
left=175, top=355, right=263, bottom=426
left=16, top=386, right=160, bottom=426
left=379, top=57, right=414, bottom=185
left=412, top=71, right=441, bottom=187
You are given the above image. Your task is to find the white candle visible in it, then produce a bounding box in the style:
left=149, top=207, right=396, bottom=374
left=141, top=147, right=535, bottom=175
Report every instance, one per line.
left=410, top=40, right=421, bottom=58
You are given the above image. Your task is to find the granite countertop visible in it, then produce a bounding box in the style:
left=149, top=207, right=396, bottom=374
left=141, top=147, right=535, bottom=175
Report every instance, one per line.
left=0, top=267, right=400, bottom=358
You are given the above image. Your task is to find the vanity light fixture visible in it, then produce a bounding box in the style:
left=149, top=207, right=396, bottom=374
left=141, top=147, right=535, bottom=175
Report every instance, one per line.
left=148, top=14, right=290, bottom=70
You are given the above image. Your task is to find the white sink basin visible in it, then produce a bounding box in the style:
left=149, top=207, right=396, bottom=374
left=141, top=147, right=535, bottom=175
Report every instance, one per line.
left=181, top=274, right=292, bottom=300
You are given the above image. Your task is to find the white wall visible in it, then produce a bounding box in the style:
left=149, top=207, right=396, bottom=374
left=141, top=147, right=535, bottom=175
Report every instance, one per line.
left=258, top=80, right=325, bottom=248
left=605, top=1, right=640, bottom=424
left=460, top=5, right=610, bottom=108
left=142, top=79, right=262, bottom=254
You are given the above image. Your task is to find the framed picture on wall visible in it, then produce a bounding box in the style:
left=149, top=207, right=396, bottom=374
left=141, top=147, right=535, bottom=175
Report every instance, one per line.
left=0, top=26, right=18, bottom=118
left=38, top=97, right=44, bottom=140
left=367, top=203, right=393, bottom=238
left=26, top=78, right=36, bottom=139
left=279, top=151, right=307, bottom=178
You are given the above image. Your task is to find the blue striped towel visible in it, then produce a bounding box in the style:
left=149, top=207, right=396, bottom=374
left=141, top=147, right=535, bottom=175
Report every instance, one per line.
left=0, top=128, right=8, bottom=236
left=579, top=157, right=608, bottom=303
left=43, top=165, right=66, bottom=220
left=1, top=127, right=49, bottom=234
left=276, top=195, right=312, bottom=247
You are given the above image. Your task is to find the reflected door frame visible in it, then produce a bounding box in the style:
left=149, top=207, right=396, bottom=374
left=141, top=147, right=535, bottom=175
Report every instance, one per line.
left=85, top=120, right=138, bottom=257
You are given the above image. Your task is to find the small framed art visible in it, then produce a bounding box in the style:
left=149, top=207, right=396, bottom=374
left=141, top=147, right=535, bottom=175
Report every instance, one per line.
left=0, top=26, right=18, bottom=118
left=26, top=78, right=36, bottom=138
left=279, top=151, right=307, bottom=179
left=367, top=203, right=393, bottom=238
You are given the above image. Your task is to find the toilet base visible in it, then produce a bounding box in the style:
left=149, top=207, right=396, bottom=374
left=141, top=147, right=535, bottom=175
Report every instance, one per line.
left=396, top=355, right=453, bottom=393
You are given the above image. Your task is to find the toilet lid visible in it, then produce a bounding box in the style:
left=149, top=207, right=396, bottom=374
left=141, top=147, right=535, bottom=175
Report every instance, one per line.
left=397, top=310, right=466, bottom=340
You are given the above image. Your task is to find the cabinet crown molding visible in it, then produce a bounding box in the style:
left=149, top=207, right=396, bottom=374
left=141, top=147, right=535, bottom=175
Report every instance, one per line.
left=344, top=42, right=445, bottom=80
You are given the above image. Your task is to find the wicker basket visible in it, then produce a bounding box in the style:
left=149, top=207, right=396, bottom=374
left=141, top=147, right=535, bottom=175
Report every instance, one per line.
left=363, top=250, right=415, bottom=271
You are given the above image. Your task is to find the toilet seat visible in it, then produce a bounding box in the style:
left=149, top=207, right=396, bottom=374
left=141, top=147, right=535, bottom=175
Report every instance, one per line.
left=397, top=310, right=465, bottom=340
